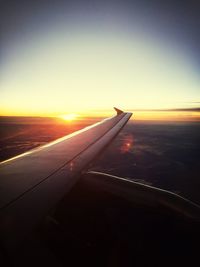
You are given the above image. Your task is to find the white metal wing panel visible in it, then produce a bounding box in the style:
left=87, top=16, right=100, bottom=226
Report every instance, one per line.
left=0, top=112, right=127, bottom=208
left=0, top=110, right=132, bottom=247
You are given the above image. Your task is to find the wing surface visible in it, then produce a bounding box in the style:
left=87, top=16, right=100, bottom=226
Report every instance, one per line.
left=0, top=108, right=132, bottom=247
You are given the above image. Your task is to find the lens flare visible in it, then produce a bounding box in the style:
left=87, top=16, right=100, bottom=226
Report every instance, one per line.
left=120, top=135, right=134, bottom=154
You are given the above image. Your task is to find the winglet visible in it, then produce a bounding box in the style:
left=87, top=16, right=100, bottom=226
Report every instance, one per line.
left=114, top=107, right=124, bottom=115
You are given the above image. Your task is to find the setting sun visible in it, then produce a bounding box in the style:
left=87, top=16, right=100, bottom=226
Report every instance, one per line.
left=59, top=113, right=78, bottom=121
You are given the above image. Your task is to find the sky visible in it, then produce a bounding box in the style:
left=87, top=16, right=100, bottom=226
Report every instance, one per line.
left=0, top=0, right=200, bottom=119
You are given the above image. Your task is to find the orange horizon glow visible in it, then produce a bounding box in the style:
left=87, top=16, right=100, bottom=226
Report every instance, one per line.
left=0, top=109, right=200, bottom=122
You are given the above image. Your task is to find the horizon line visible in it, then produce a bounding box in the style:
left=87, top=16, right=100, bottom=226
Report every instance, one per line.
left=0, top=107, right=200, bottom=117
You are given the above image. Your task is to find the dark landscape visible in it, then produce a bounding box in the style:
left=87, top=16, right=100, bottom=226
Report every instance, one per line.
left=1, top=116, right=200, bottom=204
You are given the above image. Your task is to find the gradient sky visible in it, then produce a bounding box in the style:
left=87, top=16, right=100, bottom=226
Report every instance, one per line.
left=0, top=0, right=200, bottom=118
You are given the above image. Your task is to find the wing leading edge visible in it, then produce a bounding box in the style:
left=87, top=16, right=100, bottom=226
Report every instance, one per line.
left=0, top=108, right=132, bottom=248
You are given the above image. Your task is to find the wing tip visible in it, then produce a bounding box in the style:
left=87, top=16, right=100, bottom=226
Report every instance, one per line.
left=114, top=107, right=124, bottom=115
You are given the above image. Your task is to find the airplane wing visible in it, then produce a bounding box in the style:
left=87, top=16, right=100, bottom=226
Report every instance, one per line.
left=0, top=108, right=132, bottom=248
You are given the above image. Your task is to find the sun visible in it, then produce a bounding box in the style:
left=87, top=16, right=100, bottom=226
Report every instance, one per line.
left=59, top=113, right=78, bottom=121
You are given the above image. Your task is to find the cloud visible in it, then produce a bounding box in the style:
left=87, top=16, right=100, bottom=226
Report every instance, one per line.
left=129, top=108, right=200, bottom=112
